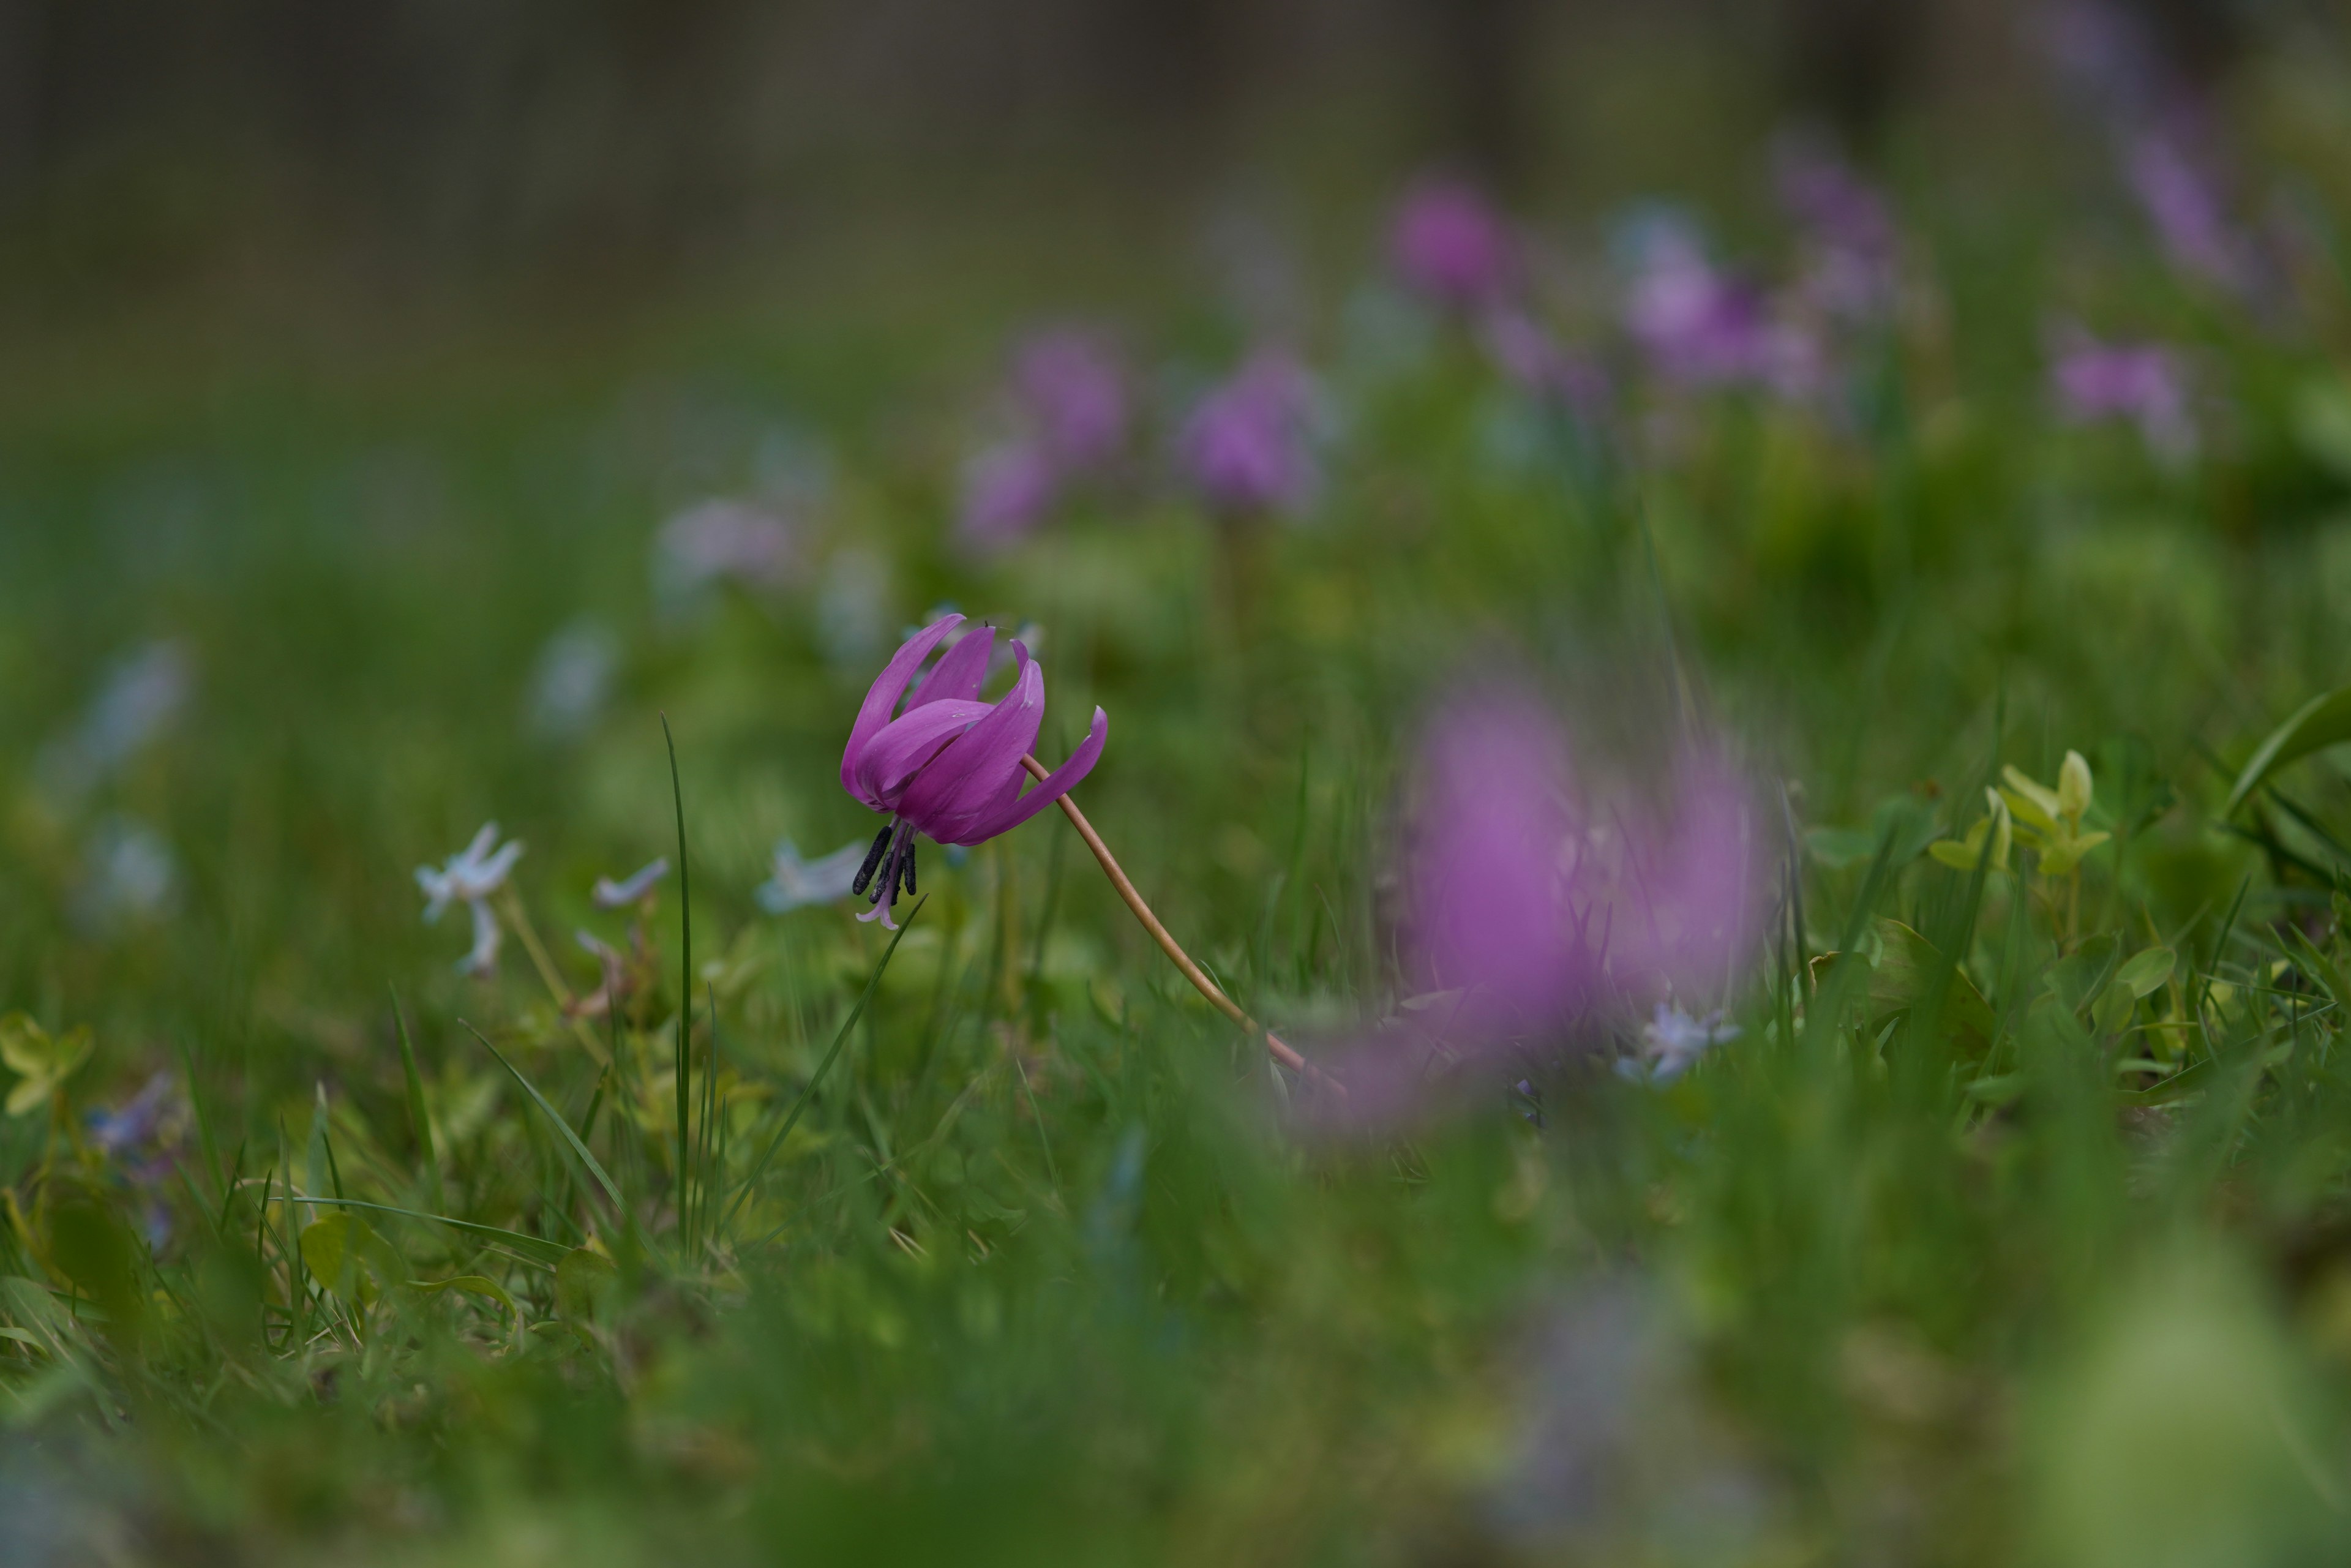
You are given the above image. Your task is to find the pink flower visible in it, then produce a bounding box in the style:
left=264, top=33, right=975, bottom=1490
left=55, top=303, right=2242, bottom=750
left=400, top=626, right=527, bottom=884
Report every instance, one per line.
left=1012, top=329, right=1129, bottom=471
left=1179, top=352, right=1320, bottom=519
left=1622, top=223, right=1815, bottom=394
left=2050, top=325, right=2195, bottom=461
left=2127, top=129, right=2254, bottom=296
left=1390, top=177, right=1517, bottom=310
left=839, top=613, right=1107, bottom=929
left=956, top=441, right=1061, bottom=550
left=1328, top=683, right=1763, bottom=1122
left=1775, top=140, right=1899, bottom=321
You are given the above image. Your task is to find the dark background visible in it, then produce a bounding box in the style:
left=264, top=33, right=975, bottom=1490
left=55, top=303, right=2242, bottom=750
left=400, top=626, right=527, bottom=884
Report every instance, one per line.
left=0, top=0, right=2326, bottom=328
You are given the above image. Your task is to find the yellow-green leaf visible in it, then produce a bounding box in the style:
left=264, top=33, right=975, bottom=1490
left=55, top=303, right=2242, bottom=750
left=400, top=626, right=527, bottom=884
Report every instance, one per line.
left=2115, top=947, right=2176, bottom=1000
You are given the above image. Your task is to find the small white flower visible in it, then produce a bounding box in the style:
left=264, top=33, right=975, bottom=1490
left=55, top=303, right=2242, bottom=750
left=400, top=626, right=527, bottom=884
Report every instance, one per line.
left=40, top=640, right=193, bottom=799
left=417, top=823, right=524, bottom=976
left=592, top=857, right=669, bottom=909
left=756, top=838, right=869, bottom=915
left=526, top=620, right=619, bottom=740
left=73, top=814, right=178, bottom=931
left=1620, top=1003, right=1740, bottom=1086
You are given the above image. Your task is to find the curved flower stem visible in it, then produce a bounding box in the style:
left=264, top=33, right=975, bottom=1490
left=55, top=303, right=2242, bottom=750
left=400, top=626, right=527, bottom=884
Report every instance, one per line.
left=1020, top=755, right=1336, bottom=1093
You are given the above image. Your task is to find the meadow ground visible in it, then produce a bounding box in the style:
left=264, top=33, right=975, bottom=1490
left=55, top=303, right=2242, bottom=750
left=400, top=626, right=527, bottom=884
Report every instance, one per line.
left=11, top=77, right=2351, bottom=1566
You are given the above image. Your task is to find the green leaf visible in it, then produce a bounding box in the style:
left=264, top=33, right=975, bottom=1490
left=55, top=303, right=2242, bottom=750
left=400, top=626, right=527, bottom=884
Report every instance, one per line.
left=554, top=1248, right=619, bottom=1340
left=296, top=1198, right=569, bottom=1263
left=2224, top=686, right=2351, bottom=817
left=299, top=1213, right=402, bottom=1298
left=2115, top=947, right=2176, bottom=1000
left=2091, top=977, right=2137, bottom=1036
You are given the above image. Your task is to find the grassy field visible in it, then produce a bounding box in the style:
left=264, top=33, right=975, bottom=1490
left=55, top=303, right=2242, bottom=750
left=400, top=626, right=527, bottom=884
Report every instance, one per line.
left=10, top=68, right=2351, bottom=1563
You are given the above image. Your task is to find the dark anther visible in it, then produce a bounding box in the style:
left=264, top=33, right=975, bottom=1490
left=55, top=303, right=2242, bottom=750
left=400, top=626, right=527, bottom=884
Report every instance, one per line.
left=851, top=822, right=894, bottom=896
left=899, top=839, right=918, bottom=898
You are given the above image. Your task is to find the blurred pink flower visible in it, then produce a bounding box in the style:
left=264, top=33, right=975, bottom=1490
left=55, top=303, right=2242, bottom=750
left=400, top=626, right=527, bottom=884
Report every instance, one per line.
left=1327, top=683, right=1763, bottom=1122
left=1180, top=351, right=1321, bottom=519
left=1012, top=329, right=1129, bottom=470
left=1480, top=310, right=1611, bottom=420
left=1775, top=140, right=1899, bottom=321
left=1390, top=177, right=1517, bottom=310
left=956, top=441, right=1061, bottom=550
left=1623, top=224, right=1817, bottom=395
left=839, top=613, right=1107, bottom=929
left=2127, top=129, right=2254, bottom=296
left=2050, top=326, right=2194, bottom=461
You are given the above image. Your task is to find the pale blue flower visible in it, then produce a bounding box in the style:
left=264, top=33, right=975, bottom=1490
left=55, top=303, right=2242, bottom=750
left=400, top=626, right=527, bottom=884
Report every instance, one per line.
left=527, top=620, right=618, bottom=740
left=417, top=823, right=524, bottom=976
left=756, top=838, right=870, bottom=915
left=1619, top=1003, right=1740, bottom=1086
left=592, top=857, right=669, bottom=909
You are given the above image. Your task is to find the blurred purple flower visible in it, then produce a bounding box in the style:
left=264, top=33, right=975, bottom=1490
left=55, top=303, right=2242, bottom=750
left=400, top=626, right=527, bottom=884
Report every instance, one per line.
left=1390, top=176, right=1517, bottom=310
left=1326, top=683, right=1762, bottom=1123
left=86, top=1071, right=176, bottom=1162
left=956, top=441, right=1062, bottom=551
left=2050, top=326, right=2195, bottom=461
left=656, top=499, right=800, bottom=595
left=2127, top=129, right=2255, bottom=295
left=839, top=613, right=1107, bottom=929
left=1480, top=310, right=1611, bottom=421
left=1011, top=329, right=1129, bottom=471
left=1622, top=223, right=1815, bottom=393
left=1180, top=352, right=1321, bottom=519
left=1777, top=140, right=1899, bottom=321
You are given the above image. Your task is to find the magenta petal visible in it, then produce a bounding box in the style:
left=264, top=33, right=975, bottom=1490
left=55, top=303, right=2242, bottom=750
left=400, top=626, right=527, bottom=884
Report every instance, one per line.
left=852, top=699, right=994, bottom=809
left=841, top=614, right=964, bottom=806
left=1409, top=689, right=1581, bottom=1033
left=952, top=704, right=1106, bottom=845
left=897, top=648, right=1044, bottom=841
left=912, top=626, right=995, bottom=711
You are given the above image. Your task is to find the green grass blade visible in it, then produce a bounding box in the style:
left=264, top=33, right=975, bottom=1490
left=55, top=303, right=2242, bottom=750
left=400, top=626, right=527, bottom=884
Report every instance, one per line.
left=462, top=1021, right=628, bottom=1219
left=2225, top=685, right=2351, bottom=817
left=724, top=896, right=925, bottom=1231
left=298, top=1197, right=569, bottom=1264
left=389, top=985, right=445, bottom=1214
left=662, top=713, right=694, bottom=1251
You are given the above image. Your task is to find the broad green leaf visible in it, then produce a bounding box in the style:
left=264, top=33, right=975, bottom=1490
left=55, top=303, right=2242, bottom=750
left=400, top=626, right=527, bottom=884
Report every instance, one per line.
left=2000, top=767, right=2062, bottom=831
left=2092, top=977, right=2137, bottom=1036
left=555, top=1248, right=619, bottom=1337
left=2115, top=947, right=2177, bottom=999
left=299, top=1213, right=402, bottom=1297
left=2225, top=686, right=2351, bottom=817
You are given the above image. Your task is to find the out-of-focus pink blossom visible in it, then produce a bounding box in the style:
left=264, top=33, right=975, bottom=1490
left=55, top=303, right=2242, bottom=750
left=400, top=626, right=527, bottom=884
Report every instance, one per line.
left=956, top=442, right=1061, bottom=550
left=1480, top=310, right=1611, bottom=421
left=1776, top=141, right=1899, bottom=321
left=2127, top=130, right=2255, bottom=296
left=1390, top=177, right=1517, bottom=310
left=1011, top=329, right=1129, bottom=471
left=1323, top=683, right=1763, bottom=1123
left=1623, top=224, right=1817, bottom=395
left=1180, top=352, right=1321, bottom=519
left=2050, top=326, right=2195, bottom=461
